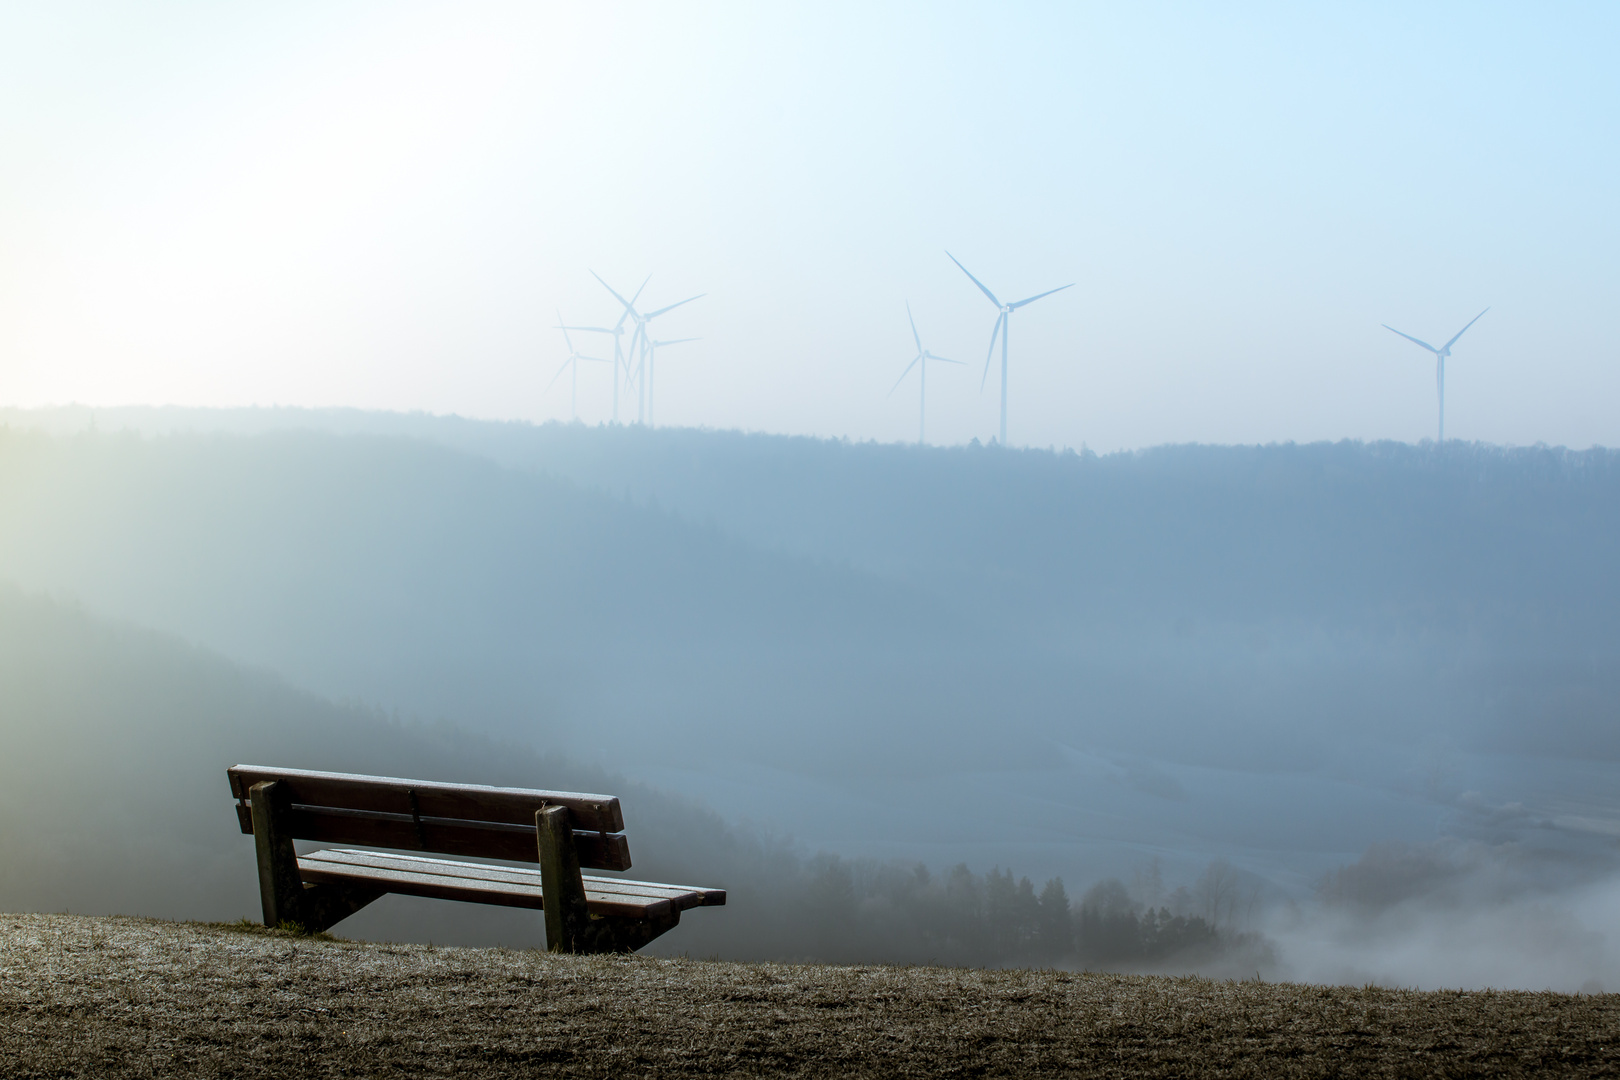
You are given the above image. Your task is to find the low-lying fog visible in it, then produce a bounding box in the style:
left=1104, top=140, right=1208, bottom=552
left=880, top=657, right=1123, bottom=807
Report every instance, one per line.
left=2, top=406, right=1618, bottom=991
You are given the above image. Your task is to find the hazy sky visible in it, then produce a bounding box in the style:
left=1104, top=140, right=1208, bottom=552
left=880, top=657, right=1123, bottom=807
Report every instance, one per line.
left=1, top=2, right=1616, bottom=451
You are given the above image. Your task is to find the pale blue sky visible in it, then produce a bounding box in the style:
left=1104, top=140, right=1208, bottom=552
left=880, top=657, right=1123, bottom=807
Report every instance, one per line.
left=1, top=2, right=1615, bottom=449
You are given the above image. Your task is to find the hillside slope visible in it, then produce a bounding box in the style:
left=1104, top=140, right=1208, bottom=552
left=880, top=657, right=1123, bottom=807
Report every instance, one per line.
left=2, top=585, right=1165, bottom=969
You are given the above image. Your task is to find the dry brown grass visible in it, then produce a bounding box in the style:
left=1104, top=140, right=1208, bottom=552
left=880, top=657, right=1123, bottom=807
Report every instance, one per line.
left=2, top=912, right=1617, bottom=1078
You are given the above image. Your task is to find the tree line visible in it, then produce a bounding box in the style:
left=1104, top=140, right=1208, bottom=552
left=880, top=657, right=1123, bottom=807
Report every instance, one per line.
left=716, top=848, right=1266, bottom=970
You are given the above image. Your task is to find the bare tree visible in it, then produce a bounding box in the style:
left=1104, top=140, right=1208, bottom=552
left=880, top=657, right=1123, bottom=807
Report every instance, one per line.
left=1194, top=860, right=1240, bottom=929
left=1131, top=857, right=1165, bottom=911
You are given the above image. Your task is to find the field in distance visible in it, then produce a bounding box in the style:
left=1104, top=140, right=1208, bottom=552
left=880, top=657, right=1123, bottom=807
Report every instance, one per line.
left=2, top=913, right=1614, bottom=1078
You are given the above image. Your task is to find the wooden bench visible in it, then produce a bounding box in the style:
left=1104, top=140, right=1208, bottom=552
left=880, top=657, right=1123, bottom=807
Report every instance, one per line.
left=228, top=765, right=725, bottom=953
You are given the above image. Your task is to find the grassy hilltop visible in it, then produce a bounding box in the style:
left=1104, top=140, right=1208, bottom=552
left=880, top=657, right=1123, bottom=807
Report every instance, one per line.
left=3, top=913, right=1615, bottom=1079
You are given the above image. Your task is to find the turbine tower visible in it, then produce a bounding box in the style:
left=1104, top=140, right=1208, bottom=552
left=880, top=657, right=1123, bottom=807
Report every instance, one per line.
left=946, top=252, right=1072, bottom=446
left=546, top=311, right=605, bottom=421
left=889, top=302, right=961, bottom=445
left=645, top=337, right=698, bottom=429
left=1382, top=307, right=1489, bottom=443
left=554, top=316, right=628, bottom=421
left=592, top=271, right=703, bottom=425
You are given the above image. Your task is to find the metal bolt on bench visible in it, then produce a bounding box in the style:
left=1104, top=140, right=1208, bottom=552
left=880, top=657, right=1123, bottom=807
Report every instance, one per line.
left=227, top=765, right=725, bottom=953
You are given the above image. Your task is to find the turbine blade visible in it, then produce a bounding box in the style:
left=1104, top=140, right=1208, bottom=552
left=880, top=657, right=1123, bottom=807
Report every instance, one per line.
left=544, top=358, right=572, bottom=393
left=592, top=270, right=640, bottom=332
left=1009, top=283, right=1075, bottom=310
left=630, top=274, right=652, bottom=307
left=1382, top=324, right=1439, bottom=353
left=653, top=337, right=700, bottom=347
left=590, top=270, right=633, bottom=311
left=646, top=294, right=704, bottom=320
left=558, top=324, right=615, bottom=334
left=1442, top=306, right=1490, bottom=351
left=889, top=356, right=921, bottom=396
left=947, top=251, right=1002, bottom=308
left=980, top=313, right=1004, bottom=392
left=556, top=309, right=574, bottom=353
left=927, top=351, right=963, bottom=364
left=907, top=301, right=923, bottom=354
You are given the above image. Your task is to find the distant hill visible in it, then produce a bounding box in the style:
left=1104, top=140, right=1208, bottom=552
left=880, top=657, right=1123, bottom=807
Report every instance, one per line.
left=14, top=406, right=1617, bottom=644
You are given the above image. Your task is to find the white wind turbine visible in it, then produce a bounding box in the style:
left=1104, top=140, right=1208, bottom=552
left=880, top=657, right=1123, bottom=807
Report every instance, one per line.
left=546, top=311, right=606, bottom=421
left=558, top=274, right=649, bottom=423
left=1382, top=307, right=1489, bottom=443
left=946, top=252, right=1072, bottom=446
left=889, top=302, right=961, bottom=445
left=592, top=271, right=704, bottom=425
left=644, top=337, right=698, bottom=429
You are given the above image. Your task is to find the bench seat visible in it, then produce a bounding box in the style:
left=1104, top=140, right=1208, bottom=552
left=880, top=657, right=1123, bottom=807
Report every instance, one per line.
left=299, top=849, right=726, bottom=921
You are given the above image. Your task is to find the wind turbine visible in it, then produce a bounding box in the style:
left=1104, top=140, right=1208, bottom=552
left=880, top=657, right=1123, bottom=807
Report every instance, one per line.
left=644, top=337, right=698, bottom=429
left=946, top=252, right=1072, bottom=446
left=592, top=271, right=703, bottom=425
left=889, top=302, right=961, bottom=445
left=546, top=311, right=606, bottom=421
left=1382, top=307, right=1489, bottom=443
left=559, top=273, right=649, bottom=423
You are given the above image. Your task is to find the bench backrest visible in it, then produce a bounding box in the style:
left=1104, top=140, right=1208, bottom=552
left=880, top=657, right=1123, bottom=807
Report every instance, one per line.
left=228, top=765, right=631, bottom=871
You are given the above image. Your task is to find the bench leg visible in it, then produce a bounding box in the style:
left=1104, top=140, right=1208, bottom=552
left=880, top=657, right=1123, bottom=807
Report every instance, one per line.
left=536, top=805, right=592, bottom=953
left=249, top=780, right=382, bottom=933
left=250, top=780, right=307, bottom=928
left=536, top=805, right=684, bottom=954
left=299, top=881, right=386, bottom=933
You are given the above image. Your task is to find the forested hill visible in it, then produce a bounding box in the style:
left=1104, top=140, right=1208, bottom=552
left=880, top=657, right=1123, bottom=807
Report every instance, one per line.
left=472, top=426, right=1620, bottom=645
left=0, top=425, right=942, bottom=737
left=8, top=405, right=1618, bottom=648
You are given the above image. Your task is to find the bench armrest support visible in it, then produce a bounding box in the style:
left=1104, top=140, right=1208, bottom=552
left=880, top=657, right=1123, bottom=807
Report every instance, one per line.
left=251, top=781, right=305, bottom=927
left=536, top=805, right=591, bottom=952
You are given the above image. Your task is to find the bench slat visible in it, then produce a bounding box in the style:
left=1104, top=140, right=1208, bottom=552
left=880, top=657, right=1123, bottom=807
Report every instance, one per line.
left=232, top=801, right=632, bottom=872
left=229, top=765, right=624, bottom=833
left=310, top=849, right=724, bottom=908
left=297, top=850, right=718, bottom=920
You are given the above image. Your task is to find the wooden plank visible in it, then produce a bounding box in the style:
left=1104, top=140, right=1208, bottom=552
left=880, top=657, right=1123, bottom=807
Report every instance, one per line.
left=228, top=765, right=624, bottom=833
left=244, top=803, right=632, bottom=871
left=309, top=849, right=714, bottom=909
left=297, top=852, right=673, bottom=920
left=604, top=879, right=729, bottom=907
left=301, top=858, right=550, bottom=912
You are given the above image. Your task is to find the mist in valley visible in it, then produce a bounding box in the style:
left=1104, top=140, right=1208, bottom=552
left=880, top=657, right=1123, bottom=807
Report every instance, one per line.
left=3, top=412, right=1619, bottom=990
